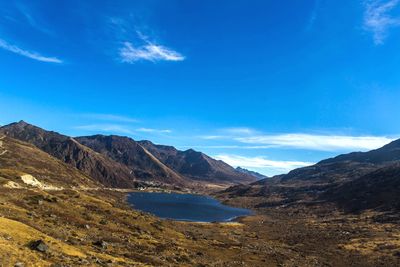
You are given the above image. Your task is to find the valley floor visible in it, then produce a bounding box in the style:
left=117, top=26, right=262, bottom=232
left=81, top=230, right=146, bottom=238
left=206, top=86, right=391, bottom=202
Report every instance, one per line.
left=221, top=196, right=400, bottom=267
left=0, top=186, right=399, bottom=266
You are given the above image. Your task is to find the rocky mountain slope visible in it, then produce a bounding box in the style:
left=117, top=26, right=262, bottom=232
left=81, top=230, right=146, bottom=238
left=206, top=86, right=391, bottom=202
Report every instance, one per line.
left=235, top=167, right=267, bottom=180
left=139, top=140, right=256, bottom=184
left=76, top=135, right=186, bottom=185
left=321, top=162, right=400, bottom=212
left=0, top=135, right=98, bottom=189
left=277, top=138, right=400, bottom=186
left=0, top=132, right=327, bottom=267
left=0, top=136, right=268, bottom=266
left=0, top=121, right=254, bottom=188
left=0, top=121, right=136, bottom=188
left=1, top=125, right=399, bottom=266
left=218, top=138, right=400, bottom=213
left=320, top=139, right=400, bottom=165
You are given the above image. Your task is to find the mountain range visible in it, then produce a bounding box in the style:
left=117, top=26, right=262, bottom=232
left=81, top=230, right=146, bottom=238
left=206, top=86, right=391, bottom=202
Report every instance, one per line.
left=235, top=167, right=268, bottom=180
left=219, top=137, right=400, bottom=213
left=0, top=135, right=99, bottom=189
left=1, top=120, right=400, bottom=266
left=2, top=120, right=399, bottom=213
left=0, top=121, right=256, bottom=189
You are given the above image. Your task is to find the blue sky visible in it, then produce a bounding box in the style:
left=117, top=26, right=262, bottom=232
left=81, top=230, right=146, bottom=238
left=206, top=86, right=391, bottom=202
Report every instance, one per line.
left=1, top=0, right=400, bottom=176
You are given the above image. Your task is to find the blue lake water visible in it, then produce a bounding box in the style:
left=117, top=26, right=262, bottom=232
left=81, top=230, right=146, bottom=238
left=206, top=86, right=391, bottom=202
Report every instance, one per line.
left=127, top=192, right=252, bottom=222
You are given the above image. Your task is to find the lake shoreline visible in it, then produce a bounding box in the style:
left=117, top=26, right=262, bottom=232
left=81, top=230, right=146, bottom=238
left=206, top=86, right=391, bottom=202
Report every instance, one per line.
left=126, top=191, right=253, bottom=223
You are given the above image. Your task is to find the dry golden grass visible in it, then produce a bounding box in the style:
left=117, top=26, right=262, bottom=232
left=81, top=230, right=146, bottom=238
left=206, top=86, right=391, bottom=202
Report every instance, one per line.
left=0, top=136, right=399, bottom=266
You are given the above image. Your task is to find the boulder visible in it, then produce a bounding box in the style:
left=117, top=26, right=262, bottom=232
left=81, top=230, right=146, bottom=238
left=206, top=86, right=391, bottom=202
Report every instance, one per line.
left=29, top=239, right=49, bottom=253
left=93, top=240, right=108, bottom=249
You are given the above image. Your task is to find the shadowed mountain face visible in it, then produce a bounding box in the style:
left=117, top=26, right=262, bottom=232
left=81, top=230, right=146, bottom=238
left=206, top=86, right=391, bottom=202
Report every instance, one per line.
left=320, top=139, right=400, bottom=165
left=235, top=167, right=267, bottom=180
left=321, top=162, right=400, bottom=212
left=0, top=121, right=254, bottom=188
left=0, top=136, right=99, bottom=188
left=139, top=140, right=256, bottom=184
left=75, top=135, right=185, bottom=185
left=268, top=138, right=400, bottom=186
left=219, top=138, right=400, bottom=212
left=0, top=121, right=136, bottom=188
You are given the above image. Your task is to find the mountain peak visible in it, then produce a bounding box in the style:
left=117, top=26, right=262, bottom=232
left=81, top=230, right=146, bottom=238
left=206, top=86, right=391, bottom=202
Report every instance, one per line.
left=381, top=138, right=400, bottom=150
left=10, top=120, right=30, bottom=128
left=319, top=137, right=400, bottom=165
left=0, top=122, right=136, bottom=188
left=236, top=167, right=268, bottom=180
left=139, top=141, right=256, bottom=184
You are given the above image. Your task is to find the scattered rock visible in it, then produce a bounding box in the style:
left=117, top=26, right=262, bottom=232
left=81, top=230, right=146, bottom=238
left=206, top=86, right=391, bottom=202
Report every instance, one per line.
left=20, top=174, right=43, bottom=188
left=3, top=181, right=22, bottom=189
left=29, top=239, right=49, bottom=253
left=78, top=258, right=89, bottom=264
left=14, top=262, right=24, bottom=267
left=27, top=212, right=34, bottom=217
left=3, top=234, right=12, bottom=241
left=93, top=240, right=108, bottom=249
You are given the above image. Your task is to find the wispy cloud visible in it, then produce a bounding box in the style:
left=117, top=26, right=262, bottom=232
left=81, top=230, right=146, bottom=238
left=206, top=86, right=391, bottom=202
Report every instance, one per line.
left=120, top=41, right=184, bottom=63
left=136, top=128, right=172, bottom=134
left=83, top=113, right=138, bottom=123
left=305, top=0, right=321, bottom=31
left=224, top=127, right=257, bottom=135
left=0, top=38, right=62, bottom=63
left=235, top=133, right=394, bottom=152
left=198, top=127, right=394, bottom=152
left=198, top=128, right=394, bottom=152
left=15, top=2, right=53, bottom=35
left=74, top=124, right=172, bottom=135
left=215, top=154, right=314, bottom=175
left=364, top=0, right=400, bottom=45
left=180, top=145, right=277, bottom=150
left=199, top=127, right=258, bottom=140
left=199, top=135, right=229, bottom=140
left=118, top=30, right=184, bottom=63
left=74, top=124, right=134, bottom=134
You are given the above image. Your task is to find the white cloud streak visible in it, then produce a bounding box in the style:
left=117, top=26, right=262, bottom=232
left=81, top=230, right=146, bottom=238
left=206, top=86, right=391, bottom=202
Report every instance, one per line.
left=136, top=128, right=172, bottom=134
left=120, top=41, right=184, bottom=63
left=83, top=113, right=138, bottom=123
left=305, top=0, right=321, bottom=31
left=224, top=127, right=257, bottom=135
left=199, top=127, right=258, bottom=140
left=215, top=154, right=314, bottom=174
left=235, top=134, right=394, bottom=152
left=0, top=38, right=62, bottom=63
left=199, top=135, right=228, bottom=140
left=15, top=2, right=53, bottom=35
left=74, top=124, right=134, bottom=134
left=74, top=124, right=172, bottom=135
left=180, top=145, right=277, bottom=150
left=364, top=0, right=400, bottom=45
